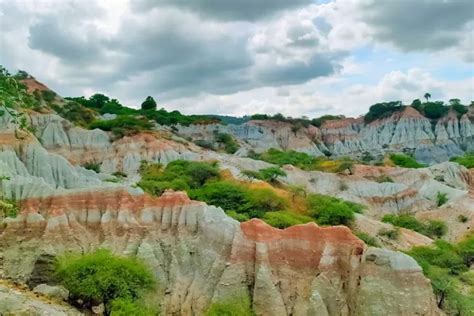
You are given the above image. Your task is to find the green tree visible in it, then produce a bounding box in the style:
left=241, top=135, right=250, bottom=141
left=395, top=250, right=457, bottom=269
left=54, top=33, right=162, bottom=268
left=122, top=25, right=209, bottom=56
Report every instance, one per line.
left=258, top=167, right=286, bottom=183
left=141, top=96, right=157, bottom=111
left=55, top=249, right=155, bottom=312
left=424, top=92, right=431, bottom=102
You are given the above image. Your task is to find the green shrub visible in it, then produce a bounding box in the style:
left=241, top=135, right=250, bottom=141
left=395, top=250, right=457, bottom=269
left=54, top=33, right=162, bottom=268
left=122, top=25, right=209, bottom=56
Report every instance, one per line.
left=138, top=160, right=220, bottom=194
left=355, top=231, right=380, bottom=247
left=243, top=189, right=287, bottom=216
left=389, top=153, right=426, bottom=168
left=241, top=170, right=262, bottom=180
left=194, top=139, right=215, bottom=150
left=364, top=101, right=403, bottom=123
left=458, top=236, right=474, bottom=266
left=206, top=295, right=254, bottom=316
left=0, top=199, right=19, bottom=219
left=436, top=191, right=448, bottom=206
left=141, top=96, right=157, bottom=111
left=83, top=161, right=101, bottom=173
left=226, top=211, right=250, bottom=222
left=306, top=194, right=363, bottom=226
left=262, top=211, right=313, bottom=229
left=311, top=114, right=345, bottom=127
left=450, top=152, right=474, bottom=169
left=250, top=148, right=316, bottom=170
left=190, top=181, right=248, bottom=212
left=258, top=167, right=286, bottom=183
left=110, top=298, right=157, bottom=316
left=89, top=116, right=153, bottom=138
left=423, top=102, right=448, bottom=119
left=216, top=133, right=239, bottom=154
left=382, top=214, right=447, bottom=238
left=406, top=236, right=474, bottom=314
left=55, top=249, right=155, bottom=310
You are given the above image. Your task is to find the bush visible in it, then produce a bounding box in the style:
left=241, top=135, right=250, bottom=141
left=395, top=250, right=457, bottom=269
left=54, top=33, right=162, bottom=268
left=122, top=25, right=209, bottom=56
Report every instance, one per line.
left=262, top=211, right=313, bottom=229
left=450, top=152, right=474, bottom=169
left=355, top=231, right=380, bottom=247
left=206, top=296, right=254, bottom=316
left=216, top=133, right=239, bottom=154
left=389, top=153, right=426, bottom=168
left=306, top=194, right=363, bottom=226
left=138, top=160, right=220, bottom=195
left=190, top=181, right=248, bottom=212
left=406, top=237, right=474, bottom=313
left=436, top=191, right=448, bottom=206
left=423, top=102, right=448, bottom=119
left=0, top=199, right=19, bottom=219
left=311, top=114, right=345, bottom=127
left=382, top=214, right=447, bottom=238
left=55, top=249, right=155, bottom=311
left=141, top=96, right=157, bottom=111
left=110, top=298, right=157, bottom=316
left=258, top=167, right=286, bottom=183
left=89, top=116, right=154, bottom=138
left=251, top=149, right=316, bottom=170
left=364, top=101, right=403, bottom=123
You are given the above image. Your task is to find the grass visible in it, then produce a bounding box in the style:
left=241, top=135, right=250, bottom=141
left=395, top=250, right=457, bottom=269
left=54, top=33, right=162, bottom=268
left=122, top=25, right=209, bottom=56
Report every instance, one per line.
left=382, top=214, right=447, bottom=238
left=389, top=153, right=426, bottom=168
left=450, top=152, right=474, bottom=169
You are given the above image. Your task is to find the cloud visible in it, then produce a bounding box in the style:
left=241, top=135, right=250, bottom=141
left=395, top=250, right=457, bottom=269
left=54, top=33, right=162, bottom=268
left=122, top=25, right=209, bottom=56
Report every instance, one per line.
left=132, top=0, right=313, bottom=21
left=358, top=0, right=474, bottom=60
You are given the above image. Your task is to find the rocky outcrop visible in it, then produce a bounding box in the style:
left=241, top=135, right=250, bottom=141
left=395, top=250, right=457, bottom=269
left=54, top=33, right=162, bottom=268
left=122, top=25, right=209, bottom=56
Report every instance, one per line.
left=176, top=107, right=473, bottom=164
left=176, top=120, right=326, bottom=156
left=0, top=190, right=440, bottom=315
left=0, top=281, right=81, bottom=315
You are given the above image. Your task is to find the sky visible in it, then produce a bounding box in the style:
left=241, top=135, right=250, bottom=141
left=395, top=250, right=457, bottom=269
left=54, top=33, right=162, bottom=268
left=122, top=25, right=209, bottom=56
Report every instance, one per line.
left=0, top=0, right=473, bottom=118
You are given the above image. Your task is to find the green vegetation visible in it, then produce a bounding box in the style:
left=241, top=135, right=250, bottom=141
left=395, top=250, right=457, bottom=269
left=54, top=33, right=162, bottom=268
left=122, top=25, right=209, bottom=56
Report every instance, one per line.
left=0, top=198, right=19, bottom=219
left=355, top=231, right=380, bottom=247
left=141, top=96, right=157, bottom=111
left=139, top=160, right=364, bottom=228
left=436, top=192, right=448, bottom=207
left=306, top=194, right=363, bottom=226
left=251, top=148, right=355, bottom=174
left=54, top=249, right=156, bottom=314
left=0, top=66, right=39, bottom=132
left=215, top=133, right=239, bottom=154
left=110, top=298, right=157, bottom=316
left=450, top=152, right=474, bottom=169
left=406, top=236, right=474, bottom=314
left=89, top=116, right=154, bottom=139
left=457, top=214, right=468, bottom=223
left=311, top=114, right=345, bottom=127
left=82, top=161, right=101, bottom=173
left=382, top=214, right=447, bottom=238
left=262, top=211, right=313, bottom=229
left=206, top=295, right=254, bottom=316
left=364, top=101, right=403, bottom=123
left=51, top=102, right=97, bottom=127
left=389, top=153, right=426, bottom=168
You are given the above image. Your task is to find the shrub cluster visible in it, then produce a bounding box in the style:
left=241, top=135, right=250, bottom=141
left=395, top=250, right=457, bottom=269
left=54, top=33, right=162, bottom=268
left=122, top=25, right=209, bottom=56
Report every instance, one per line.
left=450, top=152, right=474, bottom=169
left=251, top=148, right=354, bottom=174
left=364, top=101, right=404, bottom=123
left=382, top=214, right=447, bottom=238
left=215, top=133, right=239, bottom=154
left=406, top=236, right=474, bottom=314
left=89, top=116, right=154, bottom=139
left=306, top=194, right=363, bottom=226
left=54, top=249, right=156, bottom=314
left=389, top=153, right=426, bottom=168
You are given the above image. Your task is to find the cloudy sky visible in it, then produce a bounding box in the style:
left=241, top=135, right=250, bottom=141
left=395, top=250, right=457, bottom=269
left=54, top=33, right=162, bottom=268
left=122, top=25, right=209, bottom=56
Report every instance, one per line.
left=0, top=0, right=473, bottom=117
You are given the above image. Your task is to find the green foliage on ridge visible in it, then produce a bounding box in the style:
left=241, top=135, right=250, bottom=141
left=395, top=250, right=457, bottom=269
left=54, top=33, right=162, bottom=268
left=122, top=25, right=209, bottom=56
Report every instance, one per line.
left=382, top=214, right=447, bottom=238
left=389, top=153, right=426, bottom=168
left=450, top=152, right=474, bottom=169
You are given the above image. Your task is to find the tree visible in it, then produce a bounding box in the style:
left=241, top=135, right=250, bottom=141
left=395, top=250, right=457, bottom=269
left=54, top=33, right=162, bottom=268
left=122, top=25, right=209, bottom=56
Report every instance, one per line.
left=424, top=92, right=431, bottom=102
left=258, top=167, right=287, bottom=183
left=89, top=93, right=110, bottom=109
left=141, top=96, right=157, bottom=111
left=55, top=249, right=155, bottom=313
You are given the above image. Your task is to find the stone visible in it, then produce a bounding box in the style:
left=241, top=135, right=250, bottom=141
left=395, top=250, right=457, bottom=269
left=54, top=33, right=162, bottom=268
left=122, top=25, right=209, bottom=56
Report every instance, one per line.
left=33, top=284, right=69, bottom=301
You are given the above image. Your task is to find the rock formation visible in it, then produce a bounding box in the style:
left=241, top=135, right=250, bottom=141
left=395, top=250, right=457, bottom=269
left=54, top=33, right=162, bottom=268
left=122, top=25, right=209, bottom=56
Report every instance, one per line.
left=0, top=190, right=441, bottom=315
